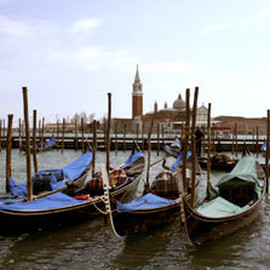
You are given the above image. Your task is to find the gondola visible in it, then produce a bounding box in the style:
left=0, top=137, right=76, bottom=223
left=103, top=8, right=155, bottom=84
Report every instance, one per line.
left=261, top=141, right=269, bottom=157
left=3, top=149, right=94, bottom=201
left=22, top=137, right=57, bottom=153
left=198, top=154, right=238, bottom=171
left=165, top=139, right=238, bottom=171
left=164, top=138, right=181, bottom=158
left=0, top=145, right=145, bottom=232
left=180, top=152, right=266, bottom=246
left=109, top=151, right=202, bottom=235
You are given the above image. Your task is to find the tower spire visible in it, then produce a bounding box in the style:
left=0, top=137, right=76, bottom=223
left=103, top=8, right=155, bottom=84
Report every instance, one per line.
left=134, top=64, right=141, bottom=83
left=132, top=65, right=143, bottom=118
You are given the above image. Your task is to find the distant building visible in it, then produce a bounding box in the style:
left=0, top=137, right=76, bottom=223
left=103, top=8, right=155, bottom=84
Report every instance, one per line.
left=213, top=116, right=266, bottom=136
left=45, top=66, right=267, bottom=137
left=113, top=66, right=209, bottom=135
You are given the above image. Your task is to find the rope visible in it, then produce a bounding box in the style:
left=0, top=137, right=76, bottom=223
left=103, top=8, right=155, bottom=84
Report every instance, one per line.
left=91, top=199, right=107, bottom=215
left=101, top=164, right=121, bottom=238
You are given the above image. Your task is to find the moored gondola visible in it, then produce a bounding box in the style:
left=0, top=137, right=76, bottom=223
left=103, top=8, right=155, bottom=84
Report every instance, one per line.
left=22, top=137, right=57, bottom=153
left=2, top=149, right=94, bottom=201
left=109, top=151, right=202, bottom=235
left=180, top=152, right=266, bottom=246
left=0, top=144, right=145, bottom=232
left=198, top=154, right=238, bottom=171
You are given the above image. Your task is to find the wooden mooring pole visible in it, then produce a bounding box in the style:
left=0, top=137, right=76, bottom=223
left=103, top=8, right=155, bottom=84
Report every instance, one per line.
left=61, top=118, right=65, bottom=154
left=265, top=110, right=269, bottom=193
left=22, top=87, right=33, bottom=201
left=0, top=119, right=2, bottom=152
left=145, top=118, right=155, bottom=191
left=182, top=88, right=190, bottom=193
left=106, top=93, right=112, bottom=173
left=32, top=110, right=38, bottom=173
left=6, top=114, right=13, bottom=192
left=207, top=103, right=212, bottom=184
left=114, top=122, right=118, bottom=156
left=81, top=118, right=85, bottom=152
left=191, top=87, right=199, bottom=208
left=92, top=120, right=97, bottom=177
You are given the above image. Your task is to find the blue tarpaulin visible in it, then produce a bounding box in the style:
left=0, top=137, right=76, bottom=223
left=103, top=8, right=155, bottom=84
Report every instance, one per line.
left=117, top=193, right=175, bottom=212
left=121, top=151, right=144, bottom=169
left=0, top=192, right=85, bottom=211
left=9, top=151, right=93, bottom=197
left=261, top=141, right=267, bottom=152
left=63, top=151, right=93, bottom=180
left=43, top=138, right=56, bottom=148
left=170, top=150, right=192, bottom=172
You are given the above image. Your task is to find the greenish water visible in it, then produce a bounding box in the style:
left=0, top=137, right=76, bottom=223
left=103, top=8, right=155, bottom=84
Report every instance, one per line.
left=0, top=149, right=269, bottom=270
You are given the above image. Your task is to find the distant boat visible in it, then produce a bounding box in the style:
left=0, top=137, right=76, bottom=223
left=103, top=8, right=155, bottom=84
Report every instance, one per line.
left=261, top=141, right=270, bottom=157
left=164, top=138, right=181, bottom=158
left=198, top=154, right=238, bottom=171
left=22, top=137, right=57, bottom=153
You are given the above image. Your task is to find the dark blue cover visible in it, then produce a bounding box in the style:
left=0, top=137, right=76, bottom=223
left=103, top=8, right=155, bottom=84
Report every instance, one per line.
left=117, top=193, right=175, bottom=212
left=43, top=138, right=56, bottom=148
left=9, top=151, right=93, bottom=197
left=63, top=151, right=93, bottom=180
left=261, top=141, right=267, bottom=152
left=9, top=177, right=27, bottom=197
left=170, top=150, right=192, bottom=172
left=121, top=151, right=144, bottom=169
left=0, top=192, right=85, bottom=211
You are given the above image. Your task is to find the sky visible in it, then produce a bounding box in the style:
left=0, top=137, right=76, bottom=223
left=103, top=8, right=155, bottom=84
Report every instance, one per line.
left=1, top=0, right=270, bottom=125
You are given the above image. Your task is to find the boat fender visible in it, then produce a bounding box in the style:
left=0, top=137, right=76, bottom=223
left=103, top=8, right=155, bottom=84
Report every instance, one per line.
left=74, top=194, right=91, bottom=200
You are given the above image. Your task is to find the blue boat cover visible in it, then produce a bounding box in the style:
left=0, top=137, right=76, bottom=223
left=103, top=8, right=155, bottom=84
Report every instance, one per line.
left=117, top=193, right=175, bottom=212
left=170, top=139, right=181, bottom=149
left=261, top=141, right=267, bottom=152
left=63, top=151, right=93, bottom=180
left=9, top=151, right=93, bottom=197
left=9, top=177, right=27, bottom=197
left=164, top=139, right=181, bottom=157
left=170, top=150, right=192, bottom=172
left=0, top=192, right=85, bottom=211
left=121, top=151, right=144, bottom=169
left=43, top=137, right=56, bottom=148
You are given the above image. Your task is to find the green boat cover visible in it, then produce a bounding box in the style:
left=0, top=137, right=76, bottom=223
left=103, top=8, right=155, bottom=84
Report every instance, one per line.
left=196, top=196, right=243, bottom=217
left=216, top=155, right=261, bottom=198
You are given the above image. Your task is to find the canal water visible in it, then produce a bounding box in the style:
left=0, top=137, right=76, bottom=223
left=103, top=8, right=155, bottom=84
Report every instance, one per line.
left=0, top=149, right=270, bottom=269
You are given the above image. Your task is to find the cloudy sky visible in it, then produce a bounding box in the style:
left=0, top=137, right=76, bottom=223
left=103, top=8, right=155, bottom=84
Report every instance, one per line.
left=1, top=0, right=270, bottom=125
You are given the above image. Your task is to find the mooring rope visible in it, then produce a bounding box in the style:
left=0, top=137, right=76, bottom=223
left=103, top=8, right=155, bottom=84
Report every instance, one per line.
left=101, top=164, right=121, bottom=238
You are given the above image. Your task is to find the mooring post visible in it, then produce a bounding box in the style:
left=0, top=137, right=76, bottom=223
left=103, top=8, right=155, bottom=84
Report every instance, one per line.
left=22, top=87, right=33, bottom=201
left=6, top=114, right=13, bottom=193
left=92, top=119, right=97, bottom=177
left=265, top=110, right=269, bottom=193
left=106, top=93, right=112, bottom=173
left=61, top=118, right=65, bottom=154
left=32, top=110, right=38, bottom=173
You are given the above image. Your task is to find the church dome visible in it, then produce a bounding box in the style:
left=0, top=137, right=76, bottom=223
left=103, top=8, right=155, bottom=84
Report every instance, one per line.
left=173, top=94, right=185, bottom=110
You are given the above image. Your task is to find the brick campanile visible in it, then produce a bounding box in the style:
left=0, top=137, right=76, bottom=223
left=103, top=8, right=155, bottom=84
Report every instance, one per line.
left=132, top=65, right=143, bottom=119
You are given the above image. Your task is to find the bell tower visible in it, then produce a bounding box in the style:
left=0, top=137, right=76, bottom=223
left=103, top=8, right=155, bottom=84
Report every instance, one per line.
left=132, top=65, right=143, bottom=119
